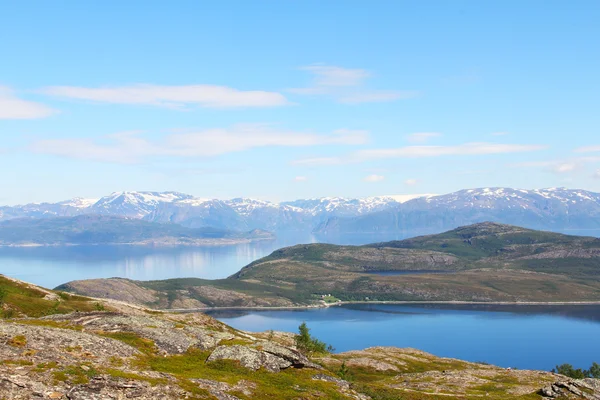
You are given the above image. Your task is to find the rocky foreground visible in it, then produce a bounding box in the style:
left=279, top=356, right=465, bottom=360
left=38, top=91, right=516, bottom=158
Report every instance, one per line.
left=1, top=274, right=600, bottom=399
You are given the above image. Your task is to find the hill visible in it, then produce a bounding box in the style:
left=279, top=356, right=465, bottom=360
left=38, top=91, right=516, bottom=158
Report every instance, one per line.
left=59, top=223, right=600, bottom=309
left=2, top=274, right=599, bottom=399
left=0, top=215, right=274, bottom=246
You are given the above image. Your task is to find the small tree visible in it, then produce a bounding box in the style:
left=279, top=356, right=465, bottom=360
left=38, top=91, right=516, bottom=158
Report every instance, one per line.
left=295, top=322, right=333, bottom=355
left=338, top=361, right=351, bottom=380
left=587, top=362, right=600, bottom=378
left=552, top=363, right=587, bottom=379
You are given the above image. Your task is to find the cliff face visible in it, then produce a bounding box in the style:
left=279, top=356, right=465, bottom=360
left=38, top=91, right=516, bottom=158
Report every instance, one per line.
left=2, top=274, right=600, bottom=399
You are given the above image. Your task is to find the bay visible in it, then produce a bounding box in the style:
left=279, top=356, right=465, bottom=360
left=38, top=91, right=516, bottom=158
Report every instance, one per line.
left=0, top=232, right=410, bottom=288
left=209, top=303, right=600, bottom=371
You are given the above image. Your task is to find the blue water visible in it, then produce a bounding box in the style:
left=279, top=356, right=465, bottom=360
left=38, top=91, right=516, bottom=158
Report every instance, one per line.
left=209, top=303, right=600, bottom=371
left=0, top=232, right=411, bottom=288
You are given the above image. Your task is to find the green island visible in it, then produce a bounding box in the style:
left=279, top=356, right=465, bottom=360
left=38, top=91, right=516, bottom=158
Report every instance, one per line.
left=58, top=222, right=600, bottom=309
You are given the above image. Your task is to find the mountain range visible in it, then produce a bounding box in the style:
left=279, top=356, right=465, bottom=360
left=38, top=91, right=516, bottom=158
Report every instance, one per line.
left=2, top=187, right=600, bottom=236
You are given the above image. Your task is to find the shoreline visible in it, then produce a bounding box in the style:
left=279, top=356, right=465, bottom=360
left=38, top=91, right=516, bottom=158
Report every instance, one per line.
left=167, top=299, right=600, bottom=313
left=0, top=237, right=275, bottom=248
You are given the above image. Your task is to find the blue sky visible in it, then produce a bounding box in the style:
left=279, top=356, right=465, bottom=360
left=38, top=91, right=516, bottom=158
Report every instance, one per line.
left=1, top=0, right=599, bottom=204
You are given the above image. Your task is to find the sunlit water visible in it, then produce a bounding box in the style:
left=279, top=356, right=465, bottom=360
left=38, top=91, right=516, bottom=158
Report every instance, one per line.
left=0, top=232, right=411, bottom=288
left=208, top=303, right=600, bottom=371
left=2, top=230, right=600, bottom=370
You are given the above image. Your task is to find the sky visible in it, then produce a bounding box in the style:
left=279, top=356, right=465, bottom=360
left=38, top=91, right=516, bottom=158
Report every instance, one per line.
left=1, top=0, right=599, bottom=205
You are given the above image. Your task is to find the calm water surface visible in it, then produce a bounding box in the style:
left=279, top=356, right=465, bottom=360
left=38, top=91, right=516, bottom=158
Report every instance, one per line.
left=209, top=303, right=600, bottom=371
left=0, top=232, right=410, bottom=288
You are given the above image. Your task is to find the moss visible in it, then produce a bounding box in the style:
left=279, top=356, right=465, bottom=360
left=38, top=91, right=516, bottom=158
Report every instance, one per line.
left=53, top=364, right=99, bottom=385
left=98, top=331, right=157, bottom=355
left=15, top=319, right=84, bottom=331
left=8, top=335, right=27, bottom=347
left=103, top=368, right=167, bottom=386
left=1, top=359, right=34, bottom=366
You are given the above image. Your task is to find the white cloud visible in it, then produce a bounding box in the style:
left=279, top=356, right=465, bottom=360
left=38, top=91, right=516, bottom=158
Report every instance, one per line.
left=404, top=179, right=418, bottom=185
left=406, top=132, right=441, bottom=143
left=41, top=84, right=289, bottom=108
left=291, top=157, right=343, bottom=166
left=300, top=65, right=370, bottom=87
left=551, top=162, right=577, bottom=173
left=290, top=64, right=418, bottom=104
left=294, top=176, right=308, bottom=182
left=0, top=86, right=56, bottom=119
left=364, top=174, right=384, bottom=182
left=339, top=91, right=418, bottom=104
left=574, top=145, right=600, bottom=153
left=294, top=142, right=546, bottom=166
left=512, top=157, right=600, bottom=174
left=355, top=143, right=547, bottom=160
left=30, top=124, right=369, bottom=163
left=594, top=170, right=600, bottom=179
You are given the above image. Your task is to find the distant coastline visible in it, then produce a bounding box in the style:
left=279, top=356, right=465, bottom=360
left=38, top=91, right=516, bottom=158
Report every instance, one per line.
left=167, top=300, right=600, bottom=313
left=0, top=236, right=275, bottom=248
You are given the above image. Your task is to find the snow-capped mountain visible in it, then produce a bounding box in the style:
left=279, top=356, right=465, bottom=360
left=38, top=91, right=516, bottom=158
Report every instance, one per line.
left=89, top=191, right=195, bottom=218
left=315, top=187, right=600, bottom=235
left=281, top=196, right=401, bottom=217
left=3, top=188, right=600, bottom=235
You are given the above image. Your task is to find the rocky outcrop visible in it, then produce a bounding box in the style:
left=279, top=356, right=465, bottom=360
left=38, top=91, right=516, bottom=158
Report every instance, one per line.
left=207, top=345, right=293, bottom=372
left=257, top=341, right=322, bottom=369
left=540, top=379, right=600, bottom=399
left=46, top=311, right=236, bottom=355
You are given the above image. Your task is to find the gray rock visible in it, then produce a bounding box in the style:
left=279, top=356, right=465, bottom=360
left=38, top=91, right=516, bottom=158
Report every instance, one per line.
left=258, top=341, right=322, bottom=369
left=207, top=345, right=292, bottom=372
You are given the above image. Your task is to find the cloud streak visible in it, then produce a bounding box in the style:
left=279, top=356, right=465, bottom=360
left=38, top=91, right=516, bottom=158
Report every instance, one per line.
left=290, top=64, right=419, bottom=104
left=30, top=125, right=369, bottom=163
left=0, top=86, right=56, bottom=119
left=406, top=132, right=441, bottom=143
left=364, top=174, right=384, bottom=182
left=293, top=142, right=547, bottom=166
left=41, top=84, right=289, bottom=109
left=574, top=145, right=600, bottom=153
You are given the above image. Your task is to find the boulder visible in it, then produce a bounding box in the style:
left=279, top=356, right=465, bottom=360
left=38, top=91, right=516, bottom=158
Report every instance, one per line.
left=207, top=345, right=292, bottom=372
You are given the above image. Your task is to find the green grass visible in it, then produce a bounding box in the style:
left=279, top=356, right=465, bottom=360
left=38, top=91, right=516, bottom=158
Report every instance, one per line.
left=98, top=331, right=157, bottom=355
left=0, top=275, right=102, bottom=318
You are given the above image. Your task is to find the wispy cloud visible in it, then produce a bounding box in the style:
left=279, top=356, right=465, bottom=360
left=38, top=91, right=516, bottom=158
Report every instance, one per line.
left=290, top=64, right=419, bottom=104
left=574, top=145, right=600, bottom=153
left=293, top=176, right=308, bottom=182
left=294, top=142, right=547, bottom=166
left=30, top=124, right=369, bottom=163
left=0, top=86, right=56, bottom=119
left=406, top=132, right=441, bottom=143
left=511, top=156, right=600, bottom=174
left=594, top=170, right=600, bottom=179
left=404, top=179, right=418, bottom=185
left=364, top=174, right=384, bottom=182
left=41, top=84, right=289, bottom=109
left=292, top=157, right=343, bottom=166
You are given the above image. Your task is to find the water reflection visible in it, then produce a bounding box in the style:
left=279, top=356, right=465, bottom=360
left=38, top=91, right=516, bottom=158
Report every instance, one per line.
left=210, top=304, right=600, bottom=370
left=0, top=232, right=411, bottom=288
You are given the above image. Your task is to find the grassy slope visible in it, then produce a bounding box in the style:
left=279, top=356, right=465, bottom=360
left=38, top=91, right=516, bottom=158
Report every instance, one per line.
left=227, top=222, right=600, bottom=303
left=0, top=275, right=105, bottom=318
left=0, top=275, right=564, bottom=399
